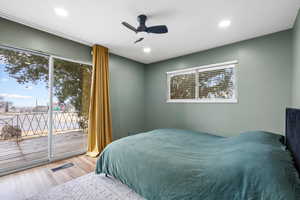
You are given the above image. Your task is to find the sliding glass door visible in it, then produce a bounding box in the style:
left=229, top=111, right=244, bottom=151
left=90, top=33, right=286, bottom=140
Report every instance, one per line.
left=51, top=58, right=91, bottom=159
left=0, top=47, right=50, bottom=173
left=0, top=45, right=91, bottom=175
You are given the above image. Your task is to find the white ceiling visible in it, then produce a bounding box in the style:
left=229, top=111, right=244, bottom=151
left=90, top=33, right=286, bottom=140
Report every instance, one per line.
left=0, top=0, right=299, bottom=64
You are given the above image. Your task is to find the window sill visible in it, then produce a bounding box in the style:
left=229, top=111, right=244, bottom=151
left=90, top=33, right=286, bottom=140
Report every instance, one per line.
left=166, top=99, right=238, bottom=104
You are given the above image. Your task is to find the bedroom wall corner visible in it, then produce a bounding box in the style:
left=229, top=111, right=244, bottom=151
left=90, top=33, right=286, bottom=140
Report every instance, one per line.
left=109, top=54, right=146, bottom=140
left=292, top=9, right=300, bottom=108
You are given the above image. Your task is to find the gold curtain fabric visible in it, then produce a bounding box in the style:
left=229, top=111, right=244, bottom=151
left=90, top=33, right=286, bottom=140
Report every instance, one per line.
left=86, top=45, right=112, bottom=157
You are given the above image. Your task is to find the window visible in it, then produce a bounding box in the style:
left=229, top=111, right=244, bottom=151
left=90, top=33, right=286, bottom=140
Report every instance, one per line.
left=167, top=61, right=237, bottom=103
left=170, top=71, right=196, bottom=99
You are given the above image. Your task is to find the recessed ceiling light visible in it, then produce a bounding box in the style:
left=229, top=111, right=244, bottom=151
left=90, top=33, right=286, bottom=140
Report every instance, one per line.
left=143, top=47, right=151, bottom=53
left=219, top=20, right=231, bottom=28
left=54, top=7, right=68, bottom=17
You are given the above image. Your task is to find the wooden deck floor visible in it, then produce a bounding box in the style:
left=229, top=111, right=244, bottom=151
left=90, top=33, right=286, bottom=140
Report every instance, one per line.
left=0, top=131, right=87, bottom=173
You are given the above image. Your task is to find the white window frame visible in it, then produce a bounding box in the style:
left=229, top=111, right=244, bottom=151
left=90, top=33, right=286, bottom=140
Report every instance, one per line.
left=166, top=60, right=238, bottom=103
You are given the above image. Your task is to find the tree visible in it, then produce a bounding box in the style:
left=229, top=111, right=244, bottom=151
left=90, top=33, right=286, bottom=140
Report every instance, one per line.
left=0, top=49, right=49, bottom=84
left=198, top=68, right=233, bottom=99
left=0, top=96, right=13, bottom=112
left=170, top=74, right=195, bottom=99
left=0, top=49, right=92, bottom=129
left=53, top=59, right=92, bottom=129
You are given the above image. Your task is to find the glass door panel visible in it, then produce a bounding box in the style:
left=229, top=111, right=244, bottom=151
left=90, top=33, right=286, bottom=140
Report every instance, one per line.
left=0, top=47, right=49, bottom=174
left=52, top=58, right=91, bottom=158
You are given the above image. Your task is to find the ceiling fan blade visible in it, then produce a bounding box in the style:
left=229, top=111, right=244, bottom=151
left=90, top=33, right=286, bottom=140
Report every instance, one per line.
left=122, top=22, right=137, bottom=33
left=147, top=25, right=168, bottom=34
left=134, top=38, right=144, bottom=44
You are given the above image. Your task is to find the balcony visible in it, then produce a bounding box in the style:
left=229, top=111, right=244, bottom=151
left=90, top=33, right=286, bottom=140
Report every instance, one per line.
left=0, top=112, right=87, bottom=173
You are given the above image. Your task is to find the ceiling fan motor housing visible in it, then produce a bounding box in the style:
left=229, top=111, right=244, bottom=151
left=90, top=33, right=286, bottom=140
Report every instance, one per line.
left=137, top=14, right=147, bottom=32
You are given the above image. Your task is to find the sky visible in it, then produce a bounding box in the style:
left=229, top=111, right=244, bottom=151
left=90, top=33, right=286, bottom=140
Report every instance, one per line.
left=0, top=63, right=49, bottom=107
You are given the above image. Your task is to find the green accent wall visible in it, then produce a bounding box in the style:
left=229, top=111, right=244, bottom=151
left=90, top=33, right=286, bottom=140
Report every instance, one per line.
left=145, top=30, right=293, bottom=136
left=0, top=17, right=145, bottom=140
left=292, top=9, right=300, bottom=108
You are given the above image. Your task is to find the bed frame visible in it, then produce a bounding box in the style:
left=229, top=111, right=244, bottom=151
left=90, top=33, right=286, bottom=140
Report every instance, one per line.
left=286, top=108, right=300, bottom=175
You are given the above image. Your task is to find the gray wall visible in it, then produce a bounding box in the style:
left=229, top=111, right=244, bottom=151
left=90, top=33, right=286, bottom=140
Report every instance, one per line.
left=145, top=30, right=293, bottom=136
left=0, top=17, right=145, bottom=140
left=292, top=10, right=300, bottom=108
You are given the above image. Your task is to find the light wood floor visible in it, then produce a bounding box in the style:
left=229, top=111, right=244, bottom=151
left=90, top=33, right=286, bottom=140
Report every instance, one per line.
left=0, top=155, right=97, bottom=200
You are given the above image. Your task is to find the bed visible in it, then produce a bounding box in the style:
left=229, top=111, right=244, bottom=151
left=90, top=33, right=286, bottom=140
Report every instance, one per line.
left=96, top=109, right=300, bottom=200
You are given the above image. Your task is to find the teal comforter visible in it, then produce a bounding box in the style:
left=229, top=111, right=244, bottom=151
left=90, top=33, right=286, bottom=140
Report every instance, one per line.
left=96, top=129, right=300, bottom=200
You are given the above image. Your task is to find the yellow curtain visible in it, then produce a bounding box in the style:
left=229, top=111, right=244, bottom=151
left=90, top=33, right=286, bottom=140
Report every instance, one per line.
left=86, top=45, right=112, bottom=157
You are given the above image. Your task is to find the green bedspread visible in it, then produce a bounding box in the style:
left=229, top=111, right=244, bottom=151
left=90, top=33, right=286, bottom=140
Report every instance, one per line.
left=96, top=129, right=300, bottom=200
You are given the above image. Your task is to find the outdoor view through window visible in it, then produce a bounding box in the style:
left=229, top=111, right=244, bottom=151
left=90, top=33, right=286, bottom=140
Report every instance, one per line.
left=168, top=64, right=237, bottom=103
left=0, top=47, right=91, bottom=172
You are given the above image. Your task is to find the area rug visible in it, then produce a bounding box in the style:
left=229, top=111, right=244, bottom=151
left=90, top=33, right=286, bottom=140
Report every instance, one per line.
left=26, top=173, right=145, bottom=200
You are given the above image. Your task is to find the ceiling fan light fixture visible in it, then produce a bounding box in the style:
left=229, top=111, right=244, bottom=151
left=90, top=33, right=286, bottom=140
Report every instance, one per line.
left=137, top=32, right=148, bottom=38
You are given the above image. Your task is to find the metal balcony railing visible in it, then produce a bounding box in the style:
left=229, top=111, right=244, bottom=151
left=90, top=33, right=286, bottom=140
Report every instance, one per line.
left=0, top=112, right=86, bottom=140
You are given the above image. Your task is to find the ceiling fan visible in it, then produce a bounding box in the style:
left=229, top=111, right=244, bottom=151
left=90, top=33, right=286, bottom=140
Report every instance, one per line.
left=122, top=14, right=168, bottom=44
